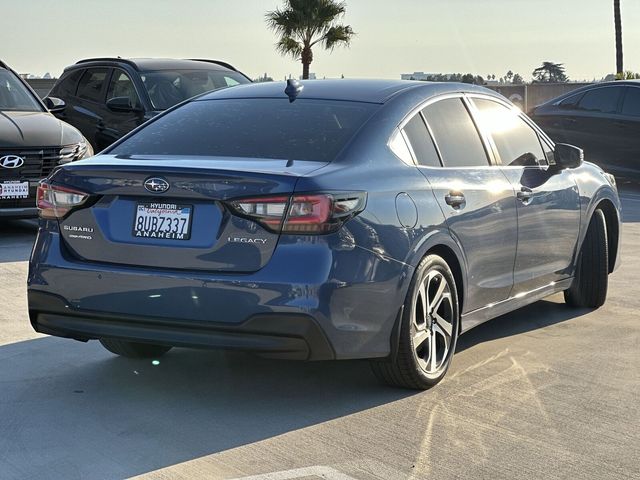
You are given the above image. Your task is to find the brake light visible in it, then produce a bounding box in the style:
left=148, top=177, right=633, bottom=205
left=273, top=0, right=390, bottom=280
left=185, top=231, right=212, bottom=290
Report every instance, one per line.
left=37, top=183, right=89, bottom=219
left=229, top=192, right=366, bottom=234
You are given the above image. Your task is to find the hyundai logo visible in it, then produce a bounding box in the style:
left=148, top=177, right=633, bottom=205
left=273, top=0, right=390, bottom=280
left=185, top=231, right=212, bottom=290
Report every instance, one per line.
left=0, top=155, right=25, bottom=169
left=144, top=177, right=170, bottom=193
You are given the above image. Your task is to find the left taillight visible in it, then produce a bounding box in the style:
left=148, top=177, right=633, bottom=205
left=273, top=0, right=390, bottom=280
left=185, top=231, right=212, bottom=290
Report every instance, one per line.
left=37, top=183, right=89, bottom=219
left=228, top=192, right=367, bottom=234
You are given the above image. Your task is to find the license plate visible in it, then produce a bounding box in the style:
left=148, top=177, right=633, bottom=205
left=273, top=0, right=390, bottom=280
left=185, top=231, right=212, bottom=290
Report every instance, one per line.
left=0, top=181, right=29, bottom=199
left=132, top=202, right=192, bottom=240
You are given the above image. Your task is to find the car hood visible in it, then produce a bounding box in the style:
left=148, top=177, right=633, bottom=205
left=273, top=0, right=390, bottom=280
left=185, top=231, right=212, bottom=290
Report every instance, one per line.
left=0, top=110, right=84, bottom=148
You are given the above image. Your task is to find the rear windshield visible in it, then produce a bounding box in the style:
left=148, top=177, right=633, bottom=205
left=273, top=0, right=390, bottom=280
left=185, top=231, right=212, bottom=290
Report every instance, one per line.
left=110, top=98, right=378, bottom=162
left=0, top=69, right=42, bottom=112
left=140, top=69, right=250, bottom=110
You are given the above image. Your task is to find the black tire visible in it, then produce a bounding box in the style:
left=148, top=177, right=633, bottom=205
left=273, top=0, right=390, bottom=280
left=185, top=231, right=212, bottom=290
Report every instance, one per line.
left=99, top=338, right=173, bottom=358
left=564, top=209, right=609, bottom=308
left=370, top=254, right=460, bottom=390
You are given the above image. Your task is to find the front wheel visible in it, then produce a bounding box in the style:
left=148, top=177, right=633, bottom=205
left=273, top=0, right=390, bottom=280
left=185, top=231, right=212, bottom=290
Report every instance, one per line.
left=99, top=338, right=173, bottom=358
left=370, top=254, right=460, bottom=390
left=564, top=209, right=609, bottom=308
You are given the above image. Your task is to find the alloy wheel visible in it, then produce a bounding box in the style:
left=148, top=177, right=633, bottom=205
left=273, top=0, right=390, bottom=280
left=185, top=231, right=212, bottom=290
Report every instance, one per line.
left=411, top=269, right=455, bottom=375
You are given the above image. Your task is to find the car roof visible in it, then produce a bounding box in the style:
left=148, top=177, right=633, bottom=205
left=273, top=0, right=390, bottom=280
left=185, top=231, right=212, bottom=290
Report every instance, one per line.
left=69, top=58, right=239, bottom=73
left=543, top=80, right=640, bottom=105
left=198, top=78, right=495, bottom=104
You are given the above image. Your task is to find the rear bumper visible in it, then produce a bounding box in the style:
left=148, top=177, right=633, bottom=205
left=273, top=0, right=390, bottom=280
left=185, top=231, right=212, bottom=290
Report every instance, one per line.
left=28, top=229, right=413, bottom=360
left=29, top=291, right=334, bottom=360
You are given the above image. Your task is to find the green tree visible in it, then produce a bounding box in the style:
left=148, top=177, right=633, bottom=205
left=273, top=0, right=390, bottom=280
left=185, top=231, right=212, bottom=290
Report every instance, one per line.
left=614, top=0, right=623, bottom=76
left=266, top=0, right=355, bottom=80
left=532, top=62, right=568, bottom=82
left=512, top=73, right=524, bottom=84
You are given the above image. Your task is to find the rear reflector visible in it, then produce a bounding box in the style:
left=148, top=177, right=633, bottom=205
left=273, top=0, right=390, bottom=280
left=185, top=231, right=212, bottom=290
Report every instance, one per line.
left=37, top=183, right=89, bottom=219
left=228, top=192, right=366, bottom=234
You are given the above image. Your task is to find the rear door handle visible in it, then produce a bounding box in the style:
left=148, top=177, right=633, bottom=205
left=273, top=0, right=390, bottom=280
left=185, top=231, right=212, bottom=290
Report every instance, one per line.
left=517, top=187, right=533, bottom=203
left=445, top=191, right=465, bottom=209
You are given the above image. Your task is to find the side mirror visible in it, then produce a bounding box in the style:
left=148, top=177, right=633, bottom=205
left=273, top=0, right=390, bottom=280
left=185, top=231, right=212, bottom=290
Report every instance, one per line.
left=44, top=96, right=66, bottom=113
left=553, top=143, right=583, bottom=169
left=106, top=96, right=140, bottom=113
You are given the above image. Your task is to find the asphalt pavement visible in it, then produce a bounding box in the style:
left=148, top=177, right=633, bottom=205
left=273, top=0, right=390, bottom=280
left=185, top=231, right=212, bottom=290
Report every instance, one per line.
left=0, top=186, right=638, bottom=480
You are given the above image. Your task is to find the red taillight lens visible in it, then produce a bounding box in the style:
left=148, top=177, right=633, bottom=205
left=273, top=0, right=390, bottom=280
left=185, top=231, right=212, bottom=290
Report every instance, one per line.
left=37, top=183, right=89, bottom=219
left=228, top=192, right=366, bottom=234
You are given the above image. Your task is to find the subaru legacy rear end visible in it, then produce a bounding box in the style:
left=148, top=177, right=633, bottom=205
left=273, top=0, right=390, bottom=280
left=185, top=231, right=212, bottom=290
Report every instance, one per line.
left=28, top=83, right=413, bottom=362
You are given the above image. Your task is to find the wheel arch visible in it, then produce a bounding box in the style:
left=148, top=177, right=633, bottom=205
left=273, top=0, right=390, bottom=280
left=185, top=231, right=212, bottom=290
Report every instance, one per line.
left=427, top=244, right=465, bottom=318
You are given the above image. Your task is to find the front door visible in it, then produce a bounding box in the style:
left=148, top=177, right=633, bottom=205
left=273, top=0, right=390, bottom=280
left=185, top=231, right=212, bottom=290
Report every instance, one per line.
left=99, top=69, right=144, bottom=150
left=471, top=96, right=581, bottom=295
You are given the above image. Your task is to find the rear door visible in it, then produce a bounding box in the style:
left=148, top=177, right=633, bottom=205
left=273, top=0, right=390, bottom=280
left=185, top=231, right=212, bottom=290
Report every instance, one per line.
left=470, top=96, right=580, bottom=295
left=572, top=86, right=624, bottom=170
left=401, top=96, right=518, bottom=314
left=615, top=86, right=640, bottom=176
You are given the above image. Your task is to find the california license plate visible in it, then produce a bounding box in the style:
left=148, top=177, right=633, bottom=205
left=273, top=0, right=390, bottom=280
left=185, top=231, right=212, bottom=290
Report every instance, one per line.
left=132, top=202, right=192, bottom=240
left=0, top=181, right=29, bottom=199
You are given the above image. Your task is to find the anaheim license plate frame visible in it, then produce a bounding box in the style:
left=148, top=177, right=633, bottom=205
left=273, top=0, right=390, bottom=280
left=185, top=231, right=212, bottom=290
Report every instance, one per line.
left=0, top=181, right=29, bottom=199
left=132, top=202, right=193, bottom=241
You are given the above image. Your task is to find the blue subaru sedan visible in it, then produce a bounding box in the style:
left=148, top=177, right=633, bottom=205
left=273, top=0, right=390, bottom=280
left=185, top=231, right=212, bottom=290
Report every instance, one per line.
left=28, top=79, right=621, bottom=389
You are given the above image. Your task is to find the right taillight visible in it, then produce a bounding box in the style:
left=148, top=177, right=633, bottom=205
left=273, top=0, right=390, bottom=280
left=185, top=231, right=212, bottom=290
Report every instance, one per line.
left=228, top=192, right=366, bottom=234
left=37, top=182, right=89, bottom=219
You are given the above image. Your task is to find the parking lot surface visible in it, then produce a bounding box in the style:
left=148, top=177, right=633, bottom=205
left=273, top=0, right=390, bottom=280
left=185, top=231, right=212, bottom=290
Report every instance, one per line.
left=1, top=185, right=639, bottom=480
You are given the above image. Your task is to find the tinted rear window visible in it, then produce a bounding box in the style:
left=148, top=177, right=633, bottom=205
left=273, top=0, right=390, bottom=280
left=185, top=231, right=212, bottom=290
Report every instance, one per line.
left=422, top=98, right=489, bottom=167
left=110, top=98, right=378, bottom=162
left=621, top=87, right=640, bottom=117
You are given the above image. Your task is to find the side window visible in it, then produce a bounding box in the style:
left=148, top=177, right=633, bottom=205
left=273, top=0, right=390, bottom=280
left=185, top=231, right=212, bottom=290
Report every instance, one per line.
left=401, top=114, right=441, bottom=167
left=51, top=70, right=83, bottom=98
left=422, top=98, right=489, bottom=167
left=577, top=87, right=622, bottom=114
left=76, top=68, right=109, bottom=102
left=559, top=93, right=583, bottom=109
left=621, top=87, right=640, bottom=117
left=473, top=98, right=546, bottom=167
left=107, top=70, right=141, bottom=110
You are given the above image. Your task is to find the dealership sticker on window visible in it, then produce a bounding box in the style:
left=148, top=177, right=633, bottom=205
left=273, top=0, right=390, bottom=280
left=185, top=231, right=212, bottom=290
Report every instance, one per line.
left=0, top=181, right=29, bottom=199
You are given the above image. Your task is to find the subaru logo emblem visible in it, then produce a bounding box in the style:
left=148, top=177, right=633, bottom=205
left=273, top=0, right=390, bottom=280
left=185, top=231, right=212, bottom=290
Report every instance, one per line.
left=0, top=155, right=25, bottom=169
left=144, top=177, right=170, bottom=193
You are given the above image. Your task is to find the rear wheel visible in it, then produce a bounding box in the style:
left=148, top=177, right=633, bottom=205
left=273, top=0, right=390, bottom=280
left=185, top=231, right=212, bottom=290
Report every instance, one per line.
left=99, top=338, right=172, bottom=358
left=564, top=209, right=609, bottom=308
left=370, top=254, right=459, bottom=390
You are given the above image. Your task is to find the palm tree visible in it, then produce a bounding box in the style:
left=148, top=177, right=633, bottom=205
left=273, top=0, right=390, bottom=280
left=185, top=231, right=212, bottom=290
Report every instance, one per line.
left=614, top=0, right=623, bottom=75
left=266, top=0, right=355, bottom=79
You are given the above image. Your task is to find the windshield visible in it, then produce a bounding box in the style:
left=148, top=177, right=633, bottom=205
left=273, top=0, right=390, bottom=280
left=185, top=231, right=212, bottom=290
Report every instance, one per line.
left=110, top=98, right=378, bottom=162
left=0, top=69, right=42, bottom=112
left=140, top=69, right=250, bottom=110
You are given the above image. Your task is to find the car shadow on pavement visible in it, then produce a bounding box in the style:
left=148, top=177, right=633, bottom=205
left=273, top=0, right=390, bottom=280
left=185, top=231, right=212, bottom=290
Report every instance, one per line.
left=456, top=296, right=590, bottom=353
left=0, top=219, right=38, bottom=263
left=0, top=336, right=413, bottom=479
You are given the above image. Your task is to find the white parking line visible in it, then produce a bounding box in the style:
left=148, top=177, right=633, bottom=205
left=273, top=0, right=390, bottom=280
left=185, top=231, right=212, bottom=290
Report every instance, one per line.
left=231, top=466, right=358, bottom=480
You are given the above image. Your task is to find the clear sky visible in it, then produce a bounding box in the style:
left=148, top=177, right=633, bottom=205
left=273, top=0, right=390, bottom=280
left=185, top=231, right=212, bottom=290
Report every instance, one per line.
left=2, top=0, right=638, bottom=81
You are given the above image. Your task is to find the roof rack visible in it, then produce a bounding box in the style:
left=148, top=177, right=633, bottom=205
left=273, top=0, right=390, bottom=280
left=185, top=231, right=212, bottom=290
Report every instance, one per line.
left=186, top=59, right=239, bottom=72
left=74, top=57, right=139, bottom=70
